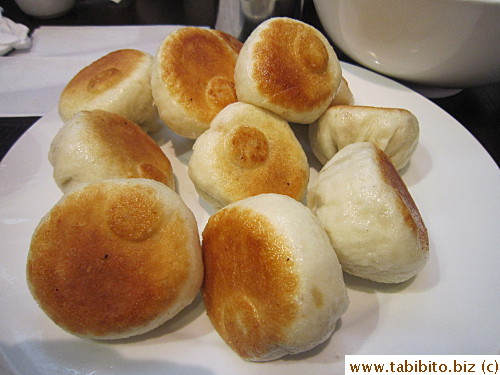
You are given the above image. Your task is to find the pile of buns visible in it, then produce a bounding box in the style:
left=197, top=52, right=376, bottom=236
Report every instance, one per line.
left=26, top=17, right=429, bottom=361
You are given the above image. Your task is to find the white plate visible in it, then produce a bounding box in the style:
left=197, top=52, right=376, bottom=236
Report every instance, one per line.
left=1, top=63, right=499, bottom=374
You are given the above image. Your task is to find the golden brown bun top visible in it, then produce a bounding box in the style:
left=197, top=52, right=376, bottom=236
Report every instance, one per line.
left=188, top=102, right=309, bottom=207
left=202, top=205, right=299, bottom=359
left=220, top=124, right=307, bottom=200
left=27, top=180, right=193, bottom=338
left=82, top=110, right=174, bottom=188
left=251, top=18, right=336, bottom=112
left=156, top=27, right=241, bottom=124
left=375, top=146, right=429, bottom=253
left=60, top=49, right=148, bottom=105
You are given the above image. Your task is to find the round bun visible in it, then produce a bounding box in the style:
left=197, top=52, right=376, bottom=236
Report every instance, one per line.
left=309, top=105, right=419, bottom=169
left=58, top=49, right=160, bottom=133
left=307, top=142, right=429, bottom=283
left=188, top=102, right=309, bottom=209
left=202, top=193, right=349, bottom=361
left=49, top=110, right=175, bottom=193
left=234, top=17, right=342, bottom=124
left=151, top=27, right=242, bottom=139
left=26, top=178, right=203, bottom=340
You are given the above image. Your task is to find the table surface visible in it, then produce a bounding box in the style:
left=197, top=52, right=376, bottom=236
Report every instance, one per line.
left=1, top=0, right=499, bottom=165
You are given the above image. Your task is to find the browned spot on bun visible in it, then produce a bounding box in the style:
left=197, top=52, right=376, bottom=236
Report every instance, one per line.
left=229, top=126, right=269, bottom=168
left=88, top=110, right=175, bottom=189
left=139, top=163, right=171, bottom=186
left=62, top=49, right=144, bottom=101
left=295, top=32, right=328, bottom=74
left=107, top=186, right=162, bottom=241
left=26, top=182, right=191, bottom=338
left=375, top=146, right=429, bottom=252
left=202, top=206, right=298, bottom=359
left=205, top=76, right=238, bottom=109
left=253, top=19, right=333, bottom=111
left=158, top=28, right=238, bottom=124
left=311, top=286, right=324, bottom=308
left=218, top=126, right=308, bottom=201
left=197, top=105, right=309, bottom=204
left=87, top=68, right=123, bottom=93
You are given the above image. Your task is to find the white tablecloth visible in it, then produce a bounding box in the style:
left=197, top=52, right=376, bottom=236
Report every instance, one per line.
left=0, top=25, right=187, bottom=116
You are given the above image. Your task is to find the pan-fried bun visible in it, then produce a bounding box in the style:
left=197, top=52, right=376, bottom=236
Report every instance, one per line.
left=202, top=193, right=349, bottom=361
left=234, top=17, right=342, bottom=124
left=309, top=105, right=419, bottom=169
left=26, top=178, right=203, bottom=340
left=308, top=142, right=429, bottom=283
left=188, top=102, right=309, bottom=209
left=58, top=49, right=160, bottom=133
left=49, top=110, right=175, bottom=193
left=151, top=27, right=242, bottom=139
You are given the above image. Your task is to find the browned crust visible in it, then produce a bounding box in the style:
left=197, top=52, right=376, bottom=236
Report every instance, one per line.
left=375, top=146, right=429, bottom=252
left=329, top=104, right=413, bottom=113
left=228, top=126, right=270, bottom=168
left=211, top=30, right=243, bottom=54
left=26, top=182, right=192, bottom=338
left=158, top=27, right=239, bottom=124
left=86, top=110, right=175, bottom=189
left=252, top=19, right=335, bottom=111
left=213, top=119, right=309, bottom=203
left=202, top=206, right=298, bottom=359
left=60, top=49, right=146, bottom=102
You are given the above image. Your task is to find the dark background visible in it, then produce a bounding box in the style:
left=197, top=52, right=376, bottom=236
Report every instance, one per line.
left=1, top=0, right=499, bottom=165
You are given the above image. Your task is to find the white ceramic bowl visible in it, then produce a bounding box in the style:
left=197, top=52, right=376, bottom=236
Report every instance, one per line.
left=313, top=0, right=500, bottom=89
left=14, top=0, right=76, bottom=19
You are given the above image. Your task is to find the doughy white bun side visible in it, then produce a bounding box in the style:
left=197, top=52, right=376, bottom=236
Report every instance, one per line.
left=49, top=110, right=175, bottom=194
left=330, top=77, right=355, bottom=106
left=151, top=28, right=241, bottom=139
left=188, top=102, right=309, bottom=209
left=202, top=193, right=349, bottom=361
left=58, top=49, right=160, bottom=133
left=307, top=142, right=429, bottom=283
left=309, top=105, right=419, bottom=169
left=234, top=17, right=341, bottom=124
left=27, top=178, right=203, bottom=340
left=151, top=61, right=200, bottom=139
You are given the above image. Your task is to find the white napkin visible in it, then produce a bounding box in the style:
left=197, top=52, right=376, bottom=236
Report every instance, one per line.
left=0, top=25, right=189, bottom=116
left=0, top=7, right=31, bottom=55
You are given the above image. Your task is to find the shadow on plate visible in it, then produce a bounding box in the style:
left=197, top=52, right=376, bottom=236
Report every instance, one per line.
left=151, top=121, right=196, bottom=165
left=0, top=338, right=215, bottom=375
left=280, top=318, right=346, bottom=365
